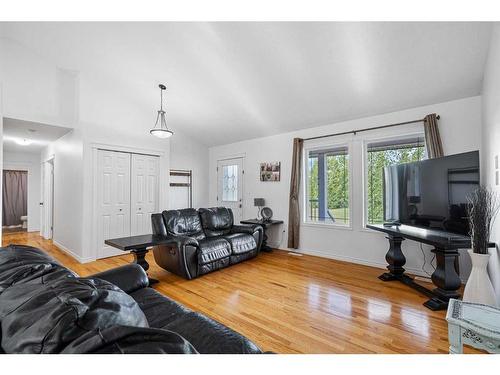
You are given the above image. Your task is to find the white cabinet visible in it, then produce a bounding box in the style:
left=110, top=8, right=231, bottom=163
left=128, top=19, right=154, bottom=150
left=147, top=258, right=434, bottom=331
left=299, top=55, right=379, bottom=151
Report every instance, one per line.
left=96, top=150, right=159, bottom=259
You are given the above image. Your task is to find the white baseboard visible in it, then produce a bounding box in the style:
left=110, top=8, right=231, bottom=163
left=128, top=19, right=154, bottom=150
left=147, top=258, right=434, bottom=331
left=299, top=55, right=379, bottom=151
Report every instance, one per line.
left=278, top=247, right=457, bottom=282
left=52, top=240, right=93, bottom=264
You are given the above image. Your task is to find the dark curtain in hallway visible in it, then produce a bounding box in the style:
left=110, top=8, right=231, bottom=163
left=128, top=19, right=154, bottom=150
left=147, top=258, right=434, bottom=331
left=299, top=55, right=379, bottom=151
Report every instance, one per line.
left=2, top=170, right=28, bottom=226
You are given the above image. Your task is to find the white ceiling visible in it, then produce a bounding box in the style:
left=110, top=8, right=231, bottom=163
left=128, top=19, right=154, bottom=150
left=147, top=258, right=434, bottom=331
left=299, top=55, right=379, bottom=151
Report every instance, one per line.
left=0, top=22, right=493, bottom=146
left=3, top=118, right=73, bottom=154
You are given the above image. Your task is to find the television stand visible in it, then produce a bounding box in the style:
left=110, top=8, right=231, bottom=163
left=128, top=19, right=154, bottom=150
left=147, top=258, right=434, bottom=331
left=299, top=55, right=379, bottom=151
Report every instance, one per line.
left=367, top=224, right=470, bottom=311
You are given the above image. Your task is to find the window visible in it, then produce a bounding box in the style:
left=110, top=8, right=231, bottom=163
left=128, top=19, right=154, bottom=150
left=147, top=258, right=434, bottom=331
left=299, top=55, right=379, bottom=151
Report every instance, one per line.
left=222, top=164, right=238, bottom=202
left=306, top=145, right=350, bottom=225
left=365, top=136, right=426, bottom=224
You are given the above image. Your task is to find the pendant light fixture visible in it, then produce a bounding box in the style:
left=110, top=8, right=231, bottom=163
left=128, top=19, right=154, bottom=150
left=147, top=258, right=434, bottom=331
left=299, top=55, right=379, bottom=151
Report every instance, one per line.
left=150, top=84, right=174, bottom=138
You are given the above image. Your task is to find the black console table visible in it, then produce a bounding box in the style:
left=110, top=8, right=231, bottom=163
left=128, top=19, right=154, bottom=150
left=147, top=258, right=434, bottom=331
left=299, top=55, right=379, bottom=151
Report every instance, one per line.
left=240, top=219, right=284, bottom=252
left=105, top=234, right=173, bottom=286
left=367, top=224, right=471, bottom=311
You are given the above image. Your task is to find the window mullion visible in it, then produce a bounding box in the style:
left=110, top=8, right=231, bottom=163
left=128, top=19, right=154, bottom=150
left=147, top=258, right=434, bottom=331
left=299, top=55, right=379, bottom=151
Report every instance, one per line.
left=318, top=153, right=326, bottom=220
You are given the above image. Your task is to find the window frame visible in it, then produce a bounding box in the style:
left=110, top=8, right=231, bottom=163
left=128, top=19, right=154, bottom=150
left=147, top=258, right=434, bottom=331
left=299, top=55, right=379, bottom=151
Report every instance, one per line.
left=302, top=140, right=353, bottom=229
left=362, top=131, right=427, bottom=229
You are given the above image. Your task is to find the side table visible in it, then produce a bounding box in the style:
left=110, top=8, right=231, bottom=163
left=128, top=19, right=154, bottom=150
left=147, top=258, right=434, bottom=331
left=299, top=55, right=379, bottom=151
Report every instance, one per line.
left=446, top=298, right=500, bottom=354
left=240, top=219, right=284, bottom=252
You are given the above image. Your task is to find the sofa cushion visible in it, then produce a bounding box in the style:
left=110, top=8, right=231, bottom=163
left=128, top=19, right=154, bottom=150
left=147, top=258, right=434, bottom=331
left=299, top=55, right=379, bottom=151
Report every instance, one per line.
left=0, top=277, right=148, bottom=353
left=197, top=237, right=231, bottom=265
left=61, top=325, right=198, bottom=354
left=0, top=244, right=76, bottom=294
left=130, top=287, right=191, bottom=329
left=230, top=249, right=258, bottom=265
left=162, top=208, right=205, bottom=240
left=199, top=207, right=234, bottom=237
left=163, top=311, right=262, bottom=354
left=223, top=233, right=257, bottom=255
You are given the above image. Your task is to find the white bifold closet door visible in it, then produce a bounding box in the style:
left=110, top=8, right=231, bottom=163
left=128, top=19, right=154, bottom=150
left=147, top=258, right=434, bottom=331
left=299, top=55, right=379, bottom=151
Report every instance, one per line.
left=97, top=150, right=132, bottom=259
left=130, top=153, right=160, bottom=236
left=96, top=150, right=159, bottom=259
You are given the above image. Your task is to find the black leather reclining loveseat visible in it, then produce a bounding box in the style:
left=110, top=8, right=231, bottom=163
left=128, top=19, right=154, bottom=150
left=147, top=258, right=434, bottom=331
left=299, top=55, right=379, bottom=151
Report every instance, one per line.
left=151, top=207, right=263, bottom=279
left=0, top=244, right=263, bottom=354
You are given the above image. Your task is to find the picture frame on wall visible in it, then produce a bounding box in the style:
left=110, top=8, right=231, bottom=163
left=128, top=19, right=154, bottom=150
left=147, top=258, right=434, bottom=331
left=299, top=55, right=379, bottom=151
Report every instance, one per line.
left=260, top=162, right=281, bottom=181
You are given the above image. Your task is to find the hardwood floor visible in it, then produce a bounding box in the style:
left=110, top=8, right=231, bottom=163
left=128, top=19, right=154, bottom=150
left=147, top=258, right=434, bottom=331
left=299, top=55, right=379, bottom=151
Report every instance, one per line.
left=2, top=231, right=481, bottom=354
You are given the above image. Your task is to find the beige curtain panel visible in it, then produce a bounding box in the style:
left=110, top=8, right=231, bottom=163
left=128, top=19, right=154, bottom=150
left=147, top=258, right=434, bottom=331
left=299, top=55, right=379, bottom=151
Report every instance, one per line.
left=288, top=137, right=304, bottom=249
left=423, top=113, right=444, bottom=159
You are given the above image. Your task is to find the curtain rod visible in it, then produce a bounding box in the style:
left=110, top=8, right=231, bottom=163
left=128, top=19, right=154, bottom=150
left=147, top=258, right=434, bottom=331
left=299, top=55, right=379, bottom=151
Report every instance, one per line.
left=303, top=115, right=440, bottom=142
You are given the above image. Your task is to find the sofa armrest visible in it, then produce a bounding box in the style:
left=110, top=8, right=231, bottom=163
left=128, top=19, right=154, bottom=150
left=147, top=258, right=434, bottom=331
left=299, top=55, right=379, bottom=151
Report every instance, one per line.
left=161, top=235, right=199, bottom=249
left=152, top=235, right=200, bottom=280
left=89, top=264, right=149, bottom=293
left=231, top=224, right=262, bottom=235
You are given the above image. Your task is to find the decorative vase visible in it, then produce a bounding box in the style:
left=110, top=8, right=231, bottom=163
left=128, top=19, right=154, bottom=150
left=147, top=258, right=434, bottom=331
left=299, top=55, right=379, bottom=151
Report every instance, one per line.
left=463, top=249, right=498, bottom=306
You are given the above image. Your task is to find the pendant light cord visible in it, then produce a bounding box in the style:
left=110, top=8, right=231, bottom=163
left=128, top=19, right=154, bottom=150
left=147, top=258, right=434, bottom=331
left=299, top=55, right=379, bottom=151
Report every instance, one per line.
left=160, top=86, right=164, bottom=112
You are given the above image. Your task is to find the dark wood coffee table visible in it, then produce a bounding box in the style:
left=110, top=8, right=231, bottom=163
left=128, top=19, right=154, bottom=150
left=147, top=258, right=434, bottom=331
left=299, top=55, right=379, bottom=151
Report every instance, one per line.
left=105, top=234, right=173, bottom=286
left=240, top=219, right=284, bottom=252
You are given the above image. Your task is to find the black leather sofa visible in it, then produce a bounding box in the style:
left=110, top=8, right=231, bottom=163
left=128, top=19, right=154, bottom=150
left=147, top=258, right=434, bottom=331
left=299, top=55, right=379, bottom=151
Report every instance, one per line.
left=151, top=207, right=263, bottom=279
left=0, top=244, right=263, bottom=354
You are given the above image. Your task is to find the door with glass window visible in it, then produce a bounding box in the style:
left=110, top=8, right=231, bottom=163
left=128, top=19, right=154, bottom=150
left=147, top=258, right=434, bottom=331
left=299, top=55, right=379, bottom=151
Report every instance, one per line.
left=217, top=157, right=243, bottom=222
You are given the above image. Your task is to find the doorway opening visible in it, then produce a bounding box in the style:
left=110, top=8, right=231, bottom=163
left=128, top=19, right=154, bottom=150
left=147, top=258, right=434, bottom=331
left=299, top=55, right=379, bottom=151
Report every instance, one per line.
left=2, top=169, right=28, bottom=233
left=41, top=158, right=54, bottom=239
left=2, top=117, right=72, bottom=244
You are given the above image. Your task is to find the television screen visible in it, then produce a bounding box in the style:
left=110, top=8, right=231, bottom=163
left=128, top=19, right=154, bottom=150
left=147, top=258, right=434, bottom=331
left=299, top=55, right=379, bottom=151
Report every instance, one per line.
left=383, top=150, right=479, bottom=235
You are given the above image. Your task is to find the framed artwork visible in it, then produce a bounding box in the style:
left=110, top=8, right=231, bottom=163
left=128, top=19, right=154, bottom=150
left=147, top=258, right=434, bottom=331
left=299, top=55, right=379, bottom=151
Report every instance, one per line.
left=260, top=162, right=281, bottom=181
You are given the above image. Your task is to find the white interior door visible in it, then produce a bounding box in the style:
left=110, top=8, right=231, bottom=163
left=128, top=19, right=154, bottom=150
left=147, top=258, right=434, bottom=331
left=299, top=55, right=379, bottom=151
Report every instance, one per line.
left=97, top=150, right=131, bottom=258
left=217, top=157, right=243, bottom=223
left=41, top=159, right=54, bottom=239
left=131, top=154, right=159, bottom=236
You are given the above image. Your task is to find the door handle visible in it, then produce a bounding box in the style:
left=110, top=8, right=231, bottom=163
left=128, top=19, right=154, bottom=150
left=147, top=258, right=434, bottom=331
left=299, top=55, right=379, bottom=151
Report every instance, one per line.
left=119, top=208, right=123, bottom=212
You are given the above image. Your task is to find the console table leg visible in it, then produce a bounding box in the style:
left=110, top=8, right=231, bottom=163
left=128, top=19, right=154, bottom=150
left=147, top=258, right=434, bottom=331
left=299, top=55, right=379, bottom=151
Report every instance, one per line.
left=379, top=235, right=406, bottom=281
left=424, top=247, right=461, bottom=310
left=131, top=247, right=159, bottom=286
left=132, top=248, right=149, bottom=270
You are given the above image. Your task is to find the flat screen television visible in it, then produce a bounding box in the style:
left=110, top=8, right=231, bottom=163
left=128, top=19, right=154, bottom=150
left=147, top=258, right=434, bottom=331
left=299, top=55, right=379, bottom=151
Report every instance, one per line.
left=383, top=150, right=479, bottom=235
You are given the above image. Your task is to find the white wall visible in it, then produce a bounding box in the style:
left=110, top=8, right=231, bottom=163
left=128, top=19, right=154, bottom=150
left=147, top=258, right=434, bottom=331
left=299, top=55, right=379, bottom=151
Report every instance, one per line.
left=3, top=151, right=42, bottom=232
left=0, top=38, right=75, bottom=127
left=169, top=131, right=209, bottom=209
left=209, top=96, right=482, bottom=278
left=481, top=24, right=500, bottom=301
left=41, top=130, right=85, bottom=260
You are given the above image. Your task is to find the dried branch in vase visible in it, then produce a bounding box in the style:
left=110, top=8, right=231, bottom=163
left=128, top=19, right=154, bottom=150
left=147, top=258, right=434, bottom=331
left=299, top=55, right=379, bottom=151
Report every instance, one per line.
left=467, top=186, right=500, bottom=254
